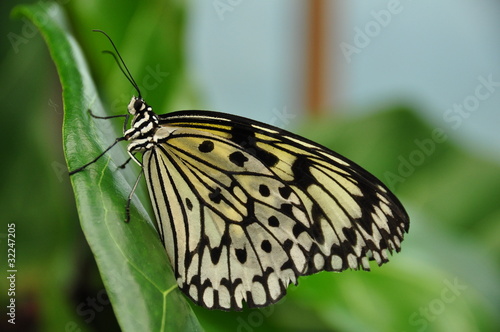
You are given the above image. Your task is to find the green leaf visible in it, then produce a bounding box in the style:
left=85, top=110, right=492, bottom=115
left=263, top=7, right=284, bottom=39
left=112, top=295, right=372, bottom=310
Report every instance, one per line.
left=12, top=3, right=202, bottom=331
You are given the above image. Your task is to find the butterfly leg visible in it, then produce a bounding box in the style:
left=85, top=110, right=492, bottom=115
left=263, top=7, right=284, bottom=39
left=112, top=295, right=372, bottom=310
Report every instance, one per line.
left=87, top=109, right=130, bottom=134
left=69, top=110, right=132, bottom=175
left=88, top=109, right=128, bottom=120
left=117, top=157, right=132, bottom=169
left=126, top=149, right=143, bottom=167
left=69, top=137, right=126, bottom=175
left=124, top=168, right=144, bottom=223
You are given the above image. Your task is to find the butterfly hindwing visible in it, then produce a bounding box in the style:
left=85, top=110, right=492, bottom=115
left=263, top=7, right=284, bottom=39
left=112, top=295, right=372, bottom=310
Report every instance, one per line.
left=144, top=128, right=311, bottom=309
left=142, top=110, right=409, bottom=310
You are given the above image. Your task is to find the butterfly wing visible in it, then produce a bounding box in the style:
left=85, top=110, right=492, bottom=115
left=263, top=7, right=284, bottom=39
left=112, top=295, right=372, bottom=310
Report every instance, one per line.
left=143, top=110, right=409, bottom=310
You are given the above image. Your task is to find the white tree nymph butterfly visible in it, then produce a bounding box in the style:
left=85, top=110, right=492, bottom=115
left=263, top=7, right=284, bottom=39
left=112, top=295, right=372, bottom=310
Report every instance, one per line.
left=70, top=30, right=410, bottom=311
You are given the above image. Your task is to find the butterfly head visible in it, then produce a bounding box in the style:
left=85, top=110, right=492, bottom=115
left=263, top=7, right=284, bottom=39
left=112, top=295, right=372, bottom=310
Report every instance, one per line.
left=124, top=97, right=160, bottom=141
left=127, top=96, right=149, bottom=115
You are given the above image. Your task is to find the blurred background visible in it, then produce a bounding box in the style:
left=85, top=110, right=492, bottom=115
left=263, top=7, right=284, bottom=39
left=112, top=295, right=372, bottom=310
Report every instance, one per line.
left=1, top=0, right=499, bottom=331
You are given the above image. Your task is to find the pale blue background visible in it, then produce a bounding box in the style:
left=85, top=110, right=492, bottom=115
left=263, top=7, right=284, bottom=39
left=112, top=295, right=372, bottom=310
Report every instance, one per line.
left=187, top=0, right=500, bottom=162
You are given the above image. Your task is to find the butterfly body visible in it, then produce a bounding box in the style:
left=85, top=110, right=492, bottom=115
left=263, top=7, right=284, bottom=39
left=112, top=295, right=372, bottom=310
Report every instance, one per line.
left=120, top=96, right=409, bottom=310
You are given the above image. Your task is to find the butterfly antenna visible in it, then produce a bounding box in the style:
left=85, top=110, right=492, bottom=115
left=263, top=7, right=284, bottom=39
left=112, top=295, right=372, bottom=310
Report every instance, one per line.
left=93, top=29, right=142, bottom=98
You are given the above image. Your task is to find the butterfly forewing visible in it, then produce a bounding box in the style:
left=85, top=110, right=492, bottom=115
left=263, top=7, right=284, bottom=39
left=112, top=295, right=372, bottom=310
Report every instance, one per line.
left=141, top=110, right=409, bottom=310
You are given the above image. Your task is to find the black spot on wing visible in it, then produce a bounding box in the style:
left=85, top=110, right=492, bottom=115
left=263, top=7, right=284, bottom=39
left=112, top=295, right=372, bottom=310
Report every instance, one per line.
left=291, top=155, right=315, bottom=188
left=229, top=126, right=278, bottom=167
left=279, top=186, right=292, bottom=199
left=259, top=184, right=270, bottom=197
left=280, top=203, right=293, bottom=216
left=261, top=240, right=272, bottom=253
left=235, top=248, right=247, bottom=264
left=209, top=187, right=222, bottom=204
left=198, top=140, right=214, bottom=153
left=292, top=222, right=308, bottom=238
left=256, top=149, right=279, bottom=168
left=343, top=226, right=358, bottom=245
left=268, top=216, right=279, bottom=227
left=210, top=246, right=223, bottom=264
left=229, top=151, right=248, bottom=167
left=186, top=198, right=193, bottom=211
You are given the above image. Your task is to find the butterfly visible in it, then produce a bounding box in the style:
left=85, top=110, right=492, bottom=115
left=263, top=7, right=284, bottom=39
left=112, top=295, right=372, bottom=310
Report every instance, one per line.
left=70, top=31, right=409, bottom=311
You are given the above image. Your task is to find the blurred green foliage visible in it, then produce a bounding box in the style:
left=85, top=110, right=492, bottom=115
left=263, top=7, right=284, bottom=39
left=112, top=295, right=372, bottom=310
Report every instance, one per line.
left=1, top=1, right=499, bottom=331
